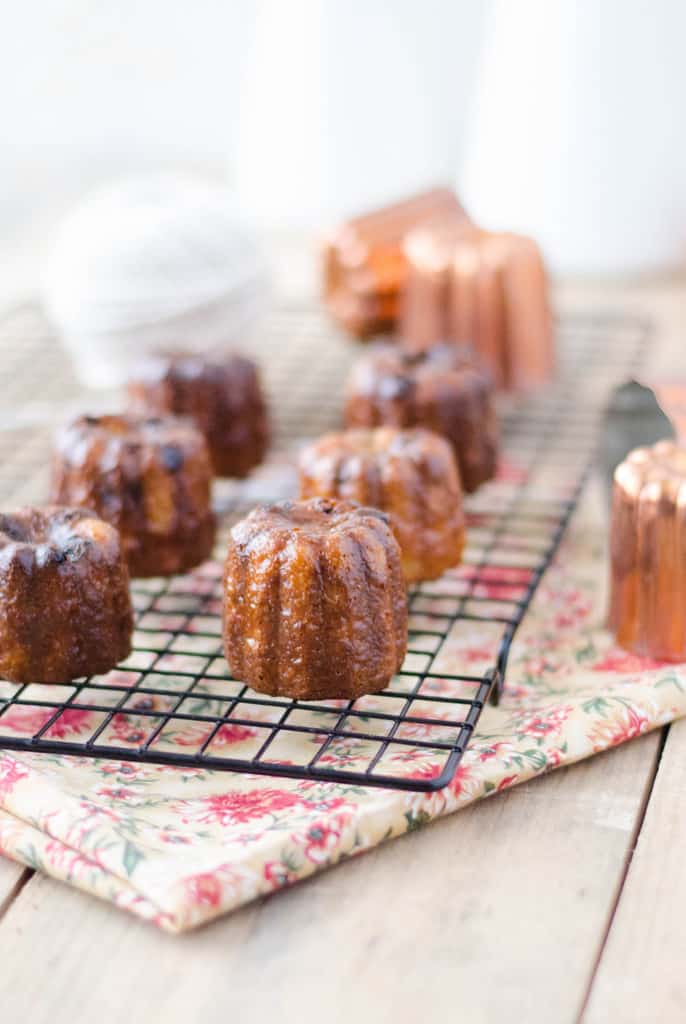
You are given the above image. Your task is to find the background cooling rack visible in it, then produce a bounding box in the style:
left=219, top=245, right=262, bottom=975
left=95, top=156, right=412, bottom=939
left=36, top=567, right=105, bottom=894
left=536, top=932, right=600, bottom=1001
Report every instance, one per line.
left=0, top=304, right=647, bottom=791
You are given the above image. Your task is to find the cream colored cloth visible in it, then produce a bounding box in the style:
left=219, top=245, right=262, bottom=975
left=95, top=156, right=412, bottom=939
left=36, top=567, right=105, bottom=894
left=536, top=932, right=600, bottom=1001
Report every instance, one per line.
left=0, top=487, right=682, bottom=931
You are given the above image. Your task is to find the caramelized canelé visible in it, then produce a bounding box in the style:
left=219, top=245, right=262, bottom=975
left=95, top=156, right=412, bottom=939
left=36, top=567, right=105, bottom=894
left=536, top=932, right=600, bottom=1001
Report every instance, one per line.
left=51, top=415, right=215, bottom=577
left=0, top=507, right=132, bottom=682
left=128, top=353, right=269, bottom=478
left=223, top=498, right=408, bottom=700
left=609, top=440, right=686, bottom=661
left=299, top=427, right=465, bottom=583
left=344, top=342, right=498, bottom=493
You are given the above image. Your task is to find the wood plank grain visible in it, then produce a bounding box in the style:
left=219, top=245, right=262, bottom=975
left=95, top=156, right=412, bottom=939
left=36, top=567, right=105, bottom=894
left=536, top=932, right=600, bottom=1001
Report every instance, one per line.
left=0, top=733, right=659, bottom=1024
left=583, top=719, right=686, bottom=1024
left=0, top=858, right=29, bottom=920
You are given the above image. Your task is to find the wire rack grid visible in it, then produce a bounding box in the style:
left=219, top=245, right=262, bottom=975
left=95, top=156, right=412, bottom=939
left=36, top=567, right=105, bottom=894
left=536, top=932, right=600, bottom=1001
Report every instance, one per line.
left=0, top=306, right=647, bottom=791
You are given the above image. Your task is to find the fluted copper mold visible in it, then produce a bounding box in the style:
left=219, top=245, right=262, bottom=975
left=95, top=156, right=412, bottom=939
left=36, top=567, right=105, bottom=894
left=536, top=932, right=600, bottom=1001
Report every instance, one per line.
left=323, top=187, right=468, bottom=338
left=401, top=224, right=554, bottom=392
left=609, top=440, right=686, bottom=661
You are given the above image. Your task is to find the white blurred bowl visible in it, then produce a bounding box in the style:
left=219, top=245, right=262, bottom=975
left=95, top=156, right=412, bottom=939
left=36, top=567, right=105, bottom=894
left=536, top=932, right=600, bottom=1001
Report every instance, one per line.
left=43, top=173, right=271, bottom=388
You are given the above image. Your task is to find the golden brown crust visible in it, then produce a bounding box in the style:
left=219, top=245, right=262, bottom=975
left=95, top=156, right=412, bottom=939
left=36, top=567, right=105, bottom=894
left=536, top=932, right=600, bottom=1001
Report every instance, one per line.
left=222, top=498, right=408, bottom=700
left=51, top=414, right=216, bottom=577
left=609, top=441, right=686, bottom=661
left=127, top=353, right=269, bottom=478
left=0, top=506, right=133, bottom=683
left=401, top=225, right=554, bottom=391
left=299, top=427, right=464, bottom=582
left=344, top=343, right=498, bottom=493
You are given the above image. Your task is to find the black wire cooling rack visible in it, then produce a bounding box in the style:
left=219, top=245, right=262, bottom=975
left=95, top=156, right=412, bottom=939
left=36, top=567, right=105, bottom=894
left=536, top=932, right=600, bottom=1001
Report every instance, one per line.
left=0, top=309, right=648, bottom=791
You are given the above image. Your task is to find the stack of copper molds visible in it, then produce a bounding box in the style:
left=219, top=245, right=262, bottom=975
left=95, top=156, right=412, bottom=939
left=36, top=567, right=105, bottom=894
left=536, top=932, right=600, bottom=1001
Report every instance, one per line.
left=608, top=387, right=686, bottom=661
left=322, top=188, right=468, bottom=339
left=609, top=440, right=686, bottom=661
left=401, top=223, right=554, bottom=392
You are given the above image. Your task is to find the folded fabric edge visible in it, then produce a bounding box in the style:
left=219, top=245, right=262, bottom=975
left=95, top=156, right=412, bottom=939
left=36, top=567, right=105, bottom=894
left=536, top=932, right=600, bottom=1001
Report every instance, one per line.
left=165, top=702, right=681, bottom=931
left=0, top=804, right=181, bottom=931
left=0, top=690, right=680, bottom=934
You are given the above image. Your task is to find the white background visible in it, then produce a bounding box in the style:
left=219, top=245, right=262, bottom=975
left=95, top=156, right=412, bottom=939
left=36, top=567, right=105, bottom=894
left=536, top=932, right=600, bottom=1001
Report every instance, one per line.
left=0, top=0, right=485, bottom=239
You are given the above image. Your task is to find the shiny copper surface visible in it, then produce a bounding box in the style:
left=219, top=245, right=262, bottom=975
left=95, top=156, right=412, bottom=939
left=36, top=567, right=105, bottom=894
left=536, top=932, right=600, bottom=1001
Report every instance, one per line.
left=323, top=187, right=468, bottom=338
left=609, top=440, right=686, bottom=660
left=401, top=225, right=554, bottom=391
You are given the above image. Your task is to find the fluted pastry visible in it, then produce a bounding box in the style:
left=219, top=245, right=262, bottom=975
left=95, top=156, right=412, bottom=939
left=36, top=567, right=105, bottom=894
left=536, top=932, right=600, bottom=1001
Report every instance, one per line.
left=52, top=415, right=215, bottom=577
left=0, top=507, right=132, bottom=682
left=299, top=427, right=465, bottom=582
left=223, top=498, right=408, bottom=700
left=128, top=353, right=269, bottom=478
left=344, top=342, right=498, bottom=493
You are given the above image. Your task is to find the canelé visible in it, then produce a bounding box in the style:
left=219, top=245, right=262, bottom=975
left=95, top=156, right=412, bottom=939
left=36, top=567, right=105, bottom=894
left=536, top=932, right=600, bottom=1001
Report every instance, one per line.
left=344, top=343, right=498, bottom=492
left=128, top=353, right=268, bottom=478
left=299, top=427, right=464, bottom=582
left=223, top=498, right=408, bottom=700
left=0, top=506, right=132, bottom=682
left=51, top=415, right=215, bottom=577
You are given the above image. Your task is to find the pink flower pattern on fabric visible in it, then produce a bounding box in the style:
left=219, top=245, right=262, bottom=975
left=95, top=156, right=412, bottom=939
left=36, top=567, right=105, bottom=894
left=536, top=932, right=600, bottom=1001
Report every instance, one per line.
left=1, top=488, right=686, bottom=932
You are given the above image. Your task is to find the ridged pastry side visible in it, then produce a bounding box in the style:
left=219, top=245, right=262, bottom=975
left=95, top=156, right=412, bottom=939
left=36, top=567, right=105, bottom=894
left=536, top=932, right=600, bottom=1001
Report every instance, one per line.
left=51, top=415, right=215, bottom=577
left=299, top=427, right=465, bottom=582
left=344, top=344, right=498, bottom=493
left=0, top=506, right=133, bottom=683
left=223, top=498, right=408, bottom=700
left=128, top=354, right=269, bottom=478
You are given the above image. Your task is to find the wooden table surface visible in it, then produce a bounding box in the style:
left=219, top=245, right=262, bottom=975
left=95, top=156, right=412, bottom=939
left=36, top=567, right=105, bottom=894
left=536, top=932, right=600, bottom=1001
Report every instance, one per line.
left=0, top=276, right=685, bottom=1024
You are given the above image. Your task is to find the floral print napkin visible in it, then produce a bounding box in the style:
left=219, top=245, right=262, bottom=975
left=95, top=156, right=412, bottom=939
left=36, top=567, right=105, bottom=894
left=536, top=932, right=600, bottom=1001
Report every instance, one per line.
left=0, top=482, right=684, bottom=932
